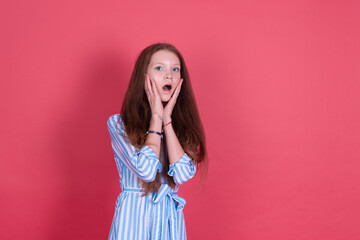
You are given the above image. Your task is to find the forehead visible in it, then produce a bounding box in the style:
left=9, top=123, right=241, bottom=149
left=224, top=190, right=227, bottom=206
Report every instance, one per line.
left=149, top=50, right=180, bottom=65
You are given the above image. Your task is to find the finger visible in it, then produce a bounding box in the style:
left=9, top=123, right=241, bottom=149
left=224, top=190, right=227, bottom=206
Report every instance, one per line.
left=144, top=82, right=152, bottom=104
left=144, top=75, right=149, bottom=94
left=173, top=79, right=183, bottom=99
left=146, top=74, right=154, bottom=96
left=151, top=78, right=160, bottom=97
left=144, top=75, right=155, bottom=106
left=167, top=80, right=182, bottom=107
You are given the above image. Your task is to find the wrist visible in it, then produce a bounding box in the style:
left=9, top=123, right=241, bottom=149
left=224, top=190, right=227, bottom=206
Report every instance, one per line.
left=150, top=114, right=163, bottom=132
left=163, top=118, right=172, bottom=129
left=164, top=121, right=172, bottom=129
left=163, top=117, right=172, bottom=125
left=152, top=113, right=163, bottom=122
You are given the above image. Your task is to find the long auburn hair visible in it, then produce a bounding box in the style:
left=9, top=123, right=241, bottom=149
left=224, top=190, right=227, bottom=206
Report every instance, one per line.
left=118, top=43, right=207, bottom=195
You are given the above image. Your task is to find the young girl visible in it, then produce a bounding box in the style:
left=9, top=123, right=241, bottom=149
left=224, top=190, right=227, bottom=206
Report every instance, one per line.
left=107, top=43, right=207, bottom=240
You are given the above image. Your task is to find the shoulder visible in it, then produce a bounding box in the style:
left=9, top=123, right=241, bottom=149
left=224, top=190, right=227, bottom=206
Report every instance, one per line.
left=107, top=113, right=121, bottom=122
left=107, top=114, right=124, bottom=130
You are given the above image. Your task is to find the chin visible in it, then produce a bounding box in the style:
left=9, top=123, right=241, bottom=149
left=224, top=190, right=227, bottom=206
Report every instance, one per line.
left=161, top=97, right=170, bottom=103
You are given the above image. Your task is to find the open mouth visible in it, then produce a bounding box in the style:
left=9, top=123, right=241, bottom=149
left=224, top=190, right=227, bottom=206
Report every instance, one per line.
left=162, top=84, right=172, bottom=91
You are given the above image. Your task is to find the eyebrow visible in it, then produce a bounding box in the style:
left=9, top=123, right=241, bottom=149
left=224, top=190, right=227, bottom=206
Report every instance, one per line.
left=152, top=62, right=180, bottom=66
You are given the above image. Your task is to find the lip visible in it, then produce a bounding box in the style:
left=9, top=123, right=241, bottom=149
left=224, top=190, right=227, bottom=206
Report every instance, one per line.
left=161, top=83, right=173, bottom=93
left=162, top=88, right=172, bottom=94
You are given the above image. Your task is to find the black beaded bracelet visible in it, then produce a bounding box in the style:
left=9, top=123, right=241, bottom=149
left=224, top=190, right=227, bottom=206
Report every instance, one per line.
left=146, top=130, right=163, bottom=138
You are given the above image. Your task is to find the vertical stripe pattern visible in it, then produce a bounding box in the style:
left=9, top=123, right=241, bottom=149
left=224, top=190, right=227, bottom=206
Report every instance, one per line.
left=107, top=114, right=196, bottom=240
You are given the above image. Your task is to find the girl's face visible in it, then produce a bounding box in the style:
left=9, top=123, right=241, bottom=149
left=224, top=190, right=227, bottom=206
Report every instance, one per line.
left=146, top=50, right=181, bottom=103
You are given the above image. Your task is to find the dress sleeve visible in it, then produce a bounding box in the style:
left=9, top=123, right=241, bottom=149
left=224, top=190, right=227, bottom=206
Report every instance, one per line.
left=107, top=114, right=162, bottom=182
left=167, top=153, right=196, bottom=185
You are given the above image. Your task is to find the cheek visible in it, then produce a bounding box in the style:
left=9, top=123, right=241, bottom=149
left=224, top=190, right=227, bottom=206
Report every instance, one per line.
left=149, top=71, right=162, bottom=81
left=147, top=72, right=161, bottom=84
left=174, top=72, right=181, bottom=80
left=153, top=79, right=163, bottom=90
left=174, top=75, right=181, bottom=84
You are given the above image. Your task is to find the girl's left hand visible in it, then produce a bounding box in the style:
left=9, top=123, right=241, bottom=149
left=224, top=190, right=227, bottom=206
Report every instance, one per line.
left=163, top=79, right=183, bottom=123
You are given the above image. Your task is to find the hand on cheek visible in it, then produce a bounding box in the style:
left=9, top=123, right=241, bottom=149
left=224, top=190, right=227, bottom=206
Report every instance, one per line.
left=163, top=79, right=183, bottom=122
left=144, top=74, right=163, bottom=118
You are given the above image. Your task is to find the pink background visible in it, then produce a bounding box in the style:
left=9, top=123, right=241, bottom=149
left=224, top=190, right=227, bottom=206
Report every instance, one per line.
left=1, top=0, right=360, bottom=239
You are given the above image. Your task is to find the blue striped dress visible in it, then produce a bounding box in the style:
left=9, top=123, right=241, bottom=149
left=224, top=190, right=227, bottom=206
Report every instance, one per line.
left=107, top=114, right=196, bottom=240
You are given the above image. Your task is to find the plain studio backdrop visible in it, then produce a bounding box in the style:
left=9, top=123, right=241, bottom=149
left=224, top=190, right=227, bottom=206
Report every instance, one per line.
left=1, top=0, right=359, bottom=239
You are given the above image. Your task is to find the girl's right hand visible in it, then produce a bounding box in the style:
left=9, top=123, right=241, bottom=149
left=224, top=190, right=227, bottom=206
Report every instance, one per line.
left=144, top=74, right=163, bottom=120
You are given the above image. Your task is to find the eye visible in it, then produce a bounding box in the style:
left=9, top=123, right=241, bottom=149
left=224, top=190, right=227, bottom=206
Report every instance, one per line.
left=172, top=67, right=180, bottom=72
left=155, top=66, right=164, bottom=71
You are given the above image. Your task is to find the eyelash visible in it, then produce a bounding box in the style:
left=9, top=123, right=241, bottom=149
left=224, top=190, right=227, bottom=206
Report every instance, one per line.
left=154, top=66, right=180, bottom=72
left=155, top=66, right=164, bottom=71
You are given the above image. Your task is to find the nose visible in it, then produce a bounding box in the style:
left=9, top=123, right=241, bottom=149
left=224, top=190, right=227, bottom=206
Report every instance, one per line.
left=165, top=72, right=173, bottom=80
